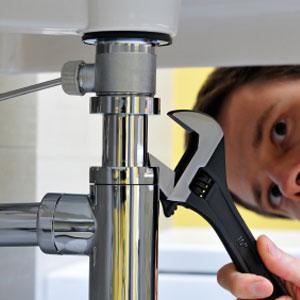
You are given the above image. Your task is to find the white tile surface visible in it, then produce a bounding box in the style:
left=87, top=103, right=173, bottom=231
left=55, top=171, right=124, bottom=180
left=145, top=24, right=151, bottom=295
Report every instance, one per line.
left=0, top=75, right=37, bottom=147
left=0, top=247, right=36, bottom=300
left=0, top=147, right=36, bottom=202
left=36, top=84, right=101, bottom=158
left=36, top=157, right=96, bottom=197
left=0, top=74, right=37, bottom=300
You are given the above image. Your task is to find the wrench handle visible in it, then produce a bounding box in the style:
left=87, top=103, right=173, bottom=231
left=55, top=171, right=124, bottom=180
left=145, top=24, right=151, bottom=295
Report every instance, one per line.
left=187, top=187, right=287, bottom=299
left=186, top=139, right=287, bottom=299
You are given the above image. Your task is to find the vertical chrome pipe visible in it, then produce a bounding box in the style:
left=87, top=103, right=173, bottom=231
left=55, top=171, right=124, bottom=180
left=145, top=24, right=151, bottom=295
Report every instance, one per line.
left=89, top=38, right=160, bottom=300
left=90, top=168, right=159, bottom=300
left=103, top=114, right=147, bottom=167
left=0, top=203, right=39, bottom=246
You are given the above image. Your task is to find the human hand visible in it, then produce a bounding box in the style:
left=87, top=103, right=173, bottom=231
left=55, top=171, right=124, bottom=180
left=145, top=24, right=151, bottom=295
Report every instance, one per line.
left=217, top=235, right=300, bottom=299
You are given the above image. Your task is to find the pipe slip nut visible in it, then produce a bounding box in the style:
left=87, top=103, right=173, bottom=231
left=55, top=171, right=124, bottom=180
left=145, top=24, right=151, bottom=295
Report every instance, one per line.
left=38, top=193, right=96, bottom=255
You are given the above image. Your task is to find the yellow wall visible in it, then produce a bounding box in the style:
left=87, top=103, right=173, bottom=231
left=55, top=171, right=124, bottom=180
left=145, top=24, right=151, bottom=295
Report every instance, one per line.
left=171, top=68, right=300, bottom=230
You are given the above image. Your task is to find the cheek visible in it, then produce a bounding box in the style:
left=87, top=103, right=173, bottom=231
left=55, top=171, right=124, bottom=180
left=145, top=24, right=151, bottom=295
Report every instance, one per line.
left=224, top=136, right=250, bottom=195
left=283, top=200, right=300, bottom=219
left=291, top=117, right=300, bottom=143
left=223, top=130, right=260, bottom=208
left=285, top=109, right=300, bottom=146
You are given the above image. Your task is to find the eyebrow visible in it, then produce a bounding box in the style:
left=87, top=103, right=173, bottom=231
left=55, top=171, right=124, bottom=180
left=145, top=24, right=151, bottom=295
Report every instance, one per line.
left=252, top=103, right=278, bottom=148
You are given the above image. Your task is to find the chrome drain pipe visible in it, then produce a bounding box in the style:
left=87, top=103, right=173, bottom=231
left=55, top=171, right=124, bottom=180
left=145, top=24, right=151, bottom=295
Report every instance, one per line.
left=0, top=203, right=39, bottom=246
left=88, top=38, right=160, bottom=300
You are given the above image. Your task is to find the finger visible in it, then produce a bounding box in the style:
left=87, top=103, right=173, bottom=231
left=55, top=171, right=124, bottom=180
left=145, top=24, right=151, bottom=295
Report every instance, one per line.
left=217, top=263, right=273, bottom=299
left=257, top=235, right=300, bottom=287
left=276, top=296, right=293, bottom=300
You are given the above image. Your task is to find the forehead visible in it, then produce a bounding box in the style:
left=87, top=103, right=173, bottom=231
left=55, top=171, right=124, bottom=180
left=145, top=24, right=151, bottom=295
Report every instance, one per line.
left=223, top=81, right=281, bottom=113
left=219, top=79, right=300, bottom=127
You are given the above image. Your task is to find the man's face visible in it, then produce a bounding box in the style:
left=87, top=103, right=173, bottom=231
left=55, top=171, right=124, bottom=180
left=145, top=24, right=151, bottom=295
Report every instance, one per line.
left=219, top=79, right=300, bottom=219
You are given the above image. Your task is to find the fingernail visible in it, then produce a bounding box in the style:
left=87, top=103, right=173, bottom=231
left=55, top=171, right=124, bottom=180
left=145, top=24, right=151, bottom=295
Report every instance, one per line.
left=266, top=238, right=281, bottom=258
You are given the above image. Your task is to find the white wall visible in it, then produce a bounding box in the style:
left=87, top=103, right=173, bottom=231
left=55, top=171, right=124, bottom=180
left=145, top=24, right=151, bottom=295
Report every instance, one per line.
left=0, top=74, right=37, bottom=300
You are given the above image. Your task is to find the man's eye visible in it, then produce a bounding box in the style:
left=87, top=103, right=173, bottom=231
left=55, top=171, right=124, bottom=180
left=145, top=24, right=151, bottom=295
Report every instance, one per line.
left=268, top=184, right=283, bottom=207
left=271, top=120, right=287, bottom=144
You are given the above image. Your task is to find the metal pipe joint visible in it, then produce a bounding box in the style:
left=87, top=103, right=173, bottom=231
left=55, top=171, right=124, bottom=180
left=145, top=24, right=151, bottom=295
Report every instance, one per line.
left=0, top=193, right=96, bottom=255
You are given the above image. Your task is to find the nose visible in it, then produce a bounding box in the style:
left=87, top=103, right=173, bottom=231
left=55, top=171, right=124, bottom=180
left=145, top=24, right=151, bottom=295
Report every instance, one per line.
left=267, top=160, right=300, bottom=200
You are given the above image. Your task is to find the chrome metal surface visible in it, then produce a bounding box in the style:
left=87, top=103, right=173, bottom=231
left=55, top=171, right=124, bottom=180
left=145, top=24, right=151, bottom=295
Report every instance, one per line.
left=167, top=111, right=223, bottom=203
left=90, top=166, right=157, bottom=185
left=90, top=173, right=159, bottom=300
left=95, top=40, right=156, bottom=96
left=102, top=114, right=147, bottom=167
left=90, top=96, right=160, bottom=115
left=38, top=193, right=96, bottom=255
left=53, top=194, right=96, bottom=255
left=0, top=78, right=61, bottom=101
left=0, top=203, right=39, bottom=246
left=37, top=193, right=59, bottom=253
left=0, top=193, right=96, bottom=254
left=79, top=63, right=95, bottom=93
left=149, top=154, right=175, bottom=198
left=90, top=38, right=159, bottom=300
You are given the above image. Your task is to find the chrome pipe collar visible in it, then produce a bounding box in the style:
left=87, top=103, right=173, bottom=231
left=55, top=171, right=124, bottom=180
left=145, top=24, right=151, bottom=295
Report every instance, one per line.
left=38, top=193, right=96, bottom=255
left=90, top=166, right=158, bottom=185
left=90, top=95, right=160, bottom=115
left=0, top=193, right=96, bottom=255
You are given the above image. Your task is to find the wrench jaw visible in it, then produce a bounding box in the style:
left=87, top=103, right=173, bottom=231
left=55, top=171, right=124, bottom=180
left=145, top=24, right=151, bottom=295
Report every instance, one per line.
left=167, top=110, right=223, bottom=204
left=149, top=110, right=224, bottom=215
left=148, top=153, right=178, bottom=217
left=148, top=153, right=175, bottom=198
left=167, top=110, right=223, bottom=139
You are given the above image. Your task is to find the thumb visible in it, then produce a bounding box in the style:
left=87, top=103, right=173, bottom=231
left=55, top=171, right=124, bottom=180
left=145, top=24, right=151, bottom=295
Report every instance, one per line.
left=257, top=235, right=300, bottom=287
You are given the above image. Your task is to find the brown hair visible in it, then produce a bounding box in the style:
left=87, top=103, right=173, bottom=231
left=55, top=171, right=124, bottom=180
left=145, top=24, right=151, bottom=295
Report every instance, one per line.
left=193, top=66, right=300, bottom=120
left=190, top=66, right=300, bottom=218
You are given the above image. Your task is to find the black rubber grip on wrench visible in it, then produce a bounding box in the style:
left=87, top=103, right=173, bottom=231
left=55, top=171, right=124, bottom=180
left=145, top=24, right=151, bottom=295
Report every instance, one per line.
left=187, top=139, right=287, bottom=300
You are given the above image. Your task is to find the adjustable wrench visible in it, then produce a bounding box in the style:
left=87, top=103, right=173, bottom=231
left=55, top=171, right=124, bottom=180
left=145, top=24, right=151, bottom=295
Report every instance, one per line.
left=150, top=110, right=287, bottom=300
